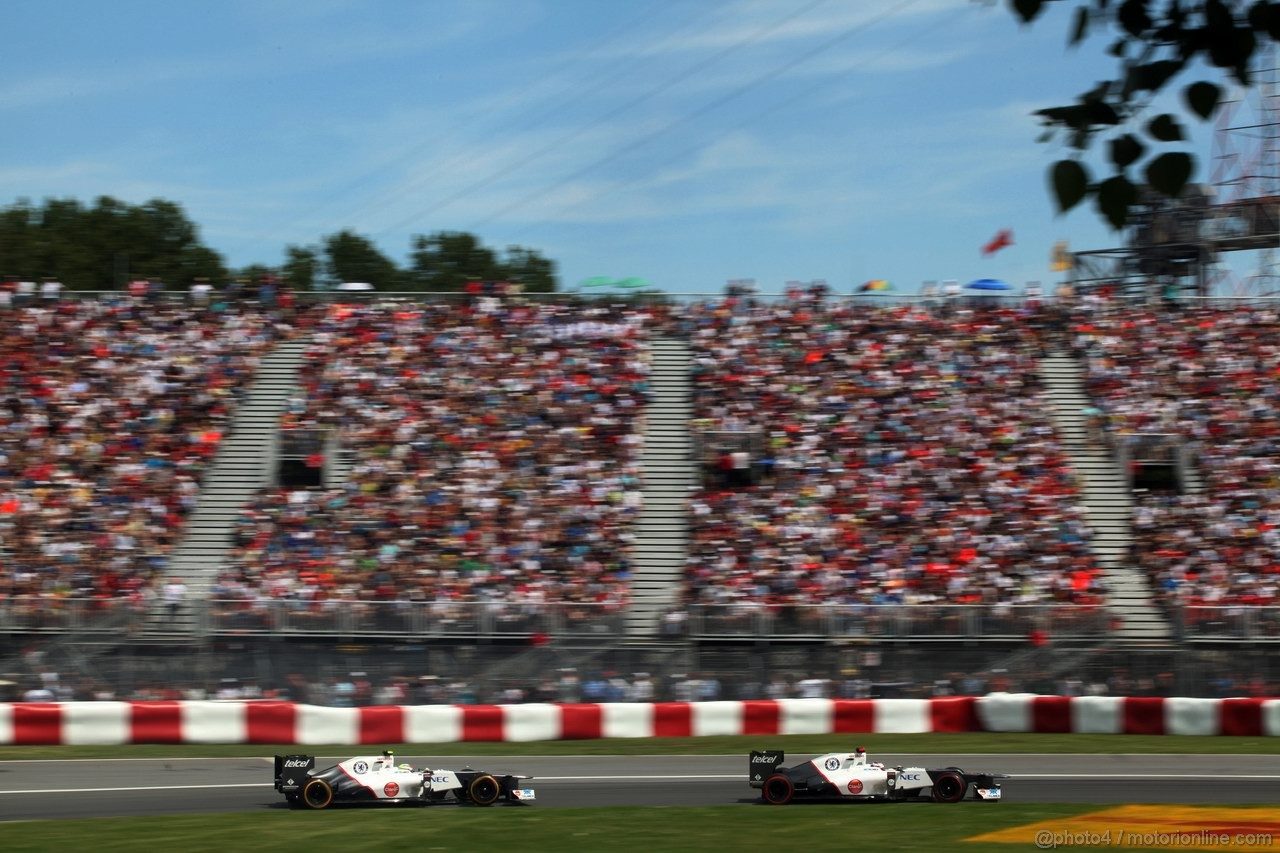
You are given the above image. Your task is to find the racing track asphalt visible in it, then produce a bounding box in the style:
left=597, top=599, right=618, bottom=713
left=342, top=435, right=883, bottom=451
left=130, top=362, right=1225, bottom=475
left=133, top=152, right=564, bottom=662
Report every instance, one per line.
left=2, top=754, right=1278, bottom=821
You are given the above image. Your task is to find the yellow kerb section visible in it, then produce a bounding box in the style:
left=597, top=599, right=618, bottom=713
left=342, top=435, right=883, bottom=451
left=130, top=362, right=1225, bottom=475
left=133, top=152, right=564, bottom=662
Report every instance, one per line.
left=967, top=806, right=1280, bottom=850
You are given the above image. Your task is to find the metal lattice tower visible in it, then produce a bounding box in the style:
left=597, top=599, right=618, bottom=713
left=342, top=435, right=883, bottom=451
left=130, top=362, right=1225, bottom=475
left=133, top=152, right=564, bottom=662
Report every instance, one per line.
left=1209, top=45, right=1280, bottom=295
left=1071, top=45, right=1279, bottom=299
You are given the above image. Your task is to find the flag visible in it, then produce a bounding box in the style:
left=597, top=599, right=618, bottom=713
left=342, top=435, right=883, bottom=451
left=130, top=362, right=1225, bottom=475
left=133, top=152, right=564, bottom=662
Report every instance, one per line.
left=981, top=229, right=1014, bottom=256
left=858, top=279, right=892, bottom=292
left=1050, top=240, right=1073, bottom=272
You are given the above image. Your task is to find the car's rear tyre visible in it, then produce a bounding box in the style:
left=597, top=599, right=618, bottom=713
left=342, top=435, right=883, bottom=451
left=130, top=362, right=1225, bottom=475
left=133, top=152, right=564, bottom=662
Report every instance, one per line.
left=930, top=771, right=967, bottom=803
left=302, top=778, right=334, bottom=810
left=762, top=774, right=794, bottom=805
left=468, top=774, right=501, bottom=806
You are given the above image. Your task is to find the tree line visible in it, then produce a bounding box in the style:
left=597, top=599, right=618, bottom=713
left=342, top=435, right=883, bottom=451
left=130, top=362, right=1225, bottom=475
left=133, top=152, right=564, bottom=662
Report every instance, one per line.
left=0, top=196, right=557, bottom=292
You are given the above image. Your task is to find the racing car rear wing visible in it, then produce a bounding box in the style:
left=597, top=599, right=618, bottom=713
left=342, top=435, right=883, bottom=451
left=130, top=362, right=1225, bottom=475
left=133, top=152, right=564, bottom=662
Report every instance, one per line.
left=274, top=754, right=315, bottom=792
left=748, top=750, right=785, bottom=788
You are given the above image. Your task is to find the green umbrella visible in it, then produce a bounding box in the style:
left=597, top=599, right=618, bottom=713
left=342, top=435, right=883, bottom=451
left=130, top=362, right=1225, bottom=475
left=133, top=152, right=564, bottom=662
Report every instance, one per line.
left=580, top=276, right=615, bottom=288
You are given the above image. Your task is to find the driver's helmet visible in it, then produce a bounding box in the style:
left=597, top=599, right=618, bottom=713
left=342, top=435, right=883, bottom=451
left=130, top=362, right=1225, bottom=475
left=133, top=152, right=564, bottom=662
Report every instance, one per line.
left=398, top=763, right=413, bottom=771
left=855, top=747, right=866, bottom=755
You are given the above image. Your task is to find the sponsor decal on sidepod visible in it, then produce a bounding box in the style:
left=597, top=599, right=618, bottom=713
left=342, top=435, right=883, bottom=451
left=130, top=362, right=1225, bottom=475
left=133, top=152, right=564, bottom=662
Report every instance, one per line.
left=383, top=782, right=400, bottom=797
left=847, top=779, right=863, bottom=795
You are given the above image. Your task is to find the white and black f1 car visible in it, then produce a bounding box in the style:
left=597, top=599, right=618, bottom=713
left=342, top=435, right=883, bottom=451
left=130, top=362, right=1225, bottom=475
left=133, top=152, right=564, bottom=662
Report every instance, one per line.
left=749, top=747, right=1004, bottom=804
left=274, top=751, right=535, bottom=809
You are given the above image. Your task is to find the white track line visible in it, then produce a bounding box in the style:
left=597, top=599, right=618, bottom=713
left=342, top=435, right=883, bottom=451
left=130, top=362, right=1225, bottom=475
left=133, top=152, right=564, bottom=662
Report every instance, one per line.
left=0, top=783, right=273, bottom=795
left=1010, top=773, right=1280, bottom=780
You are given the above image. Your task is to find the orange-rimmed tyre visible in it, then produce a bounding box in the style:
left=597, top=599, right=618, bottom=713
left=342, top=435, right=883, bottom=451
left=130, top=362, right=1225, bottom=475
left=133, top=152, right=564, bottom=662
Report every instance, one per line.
left=302, top=778, right=334, bottom=810
left=930, top=772, right=967, bottom=803
left=468, top=774, right=501, bottom=806
left=762, top=774, right=794, bottom=805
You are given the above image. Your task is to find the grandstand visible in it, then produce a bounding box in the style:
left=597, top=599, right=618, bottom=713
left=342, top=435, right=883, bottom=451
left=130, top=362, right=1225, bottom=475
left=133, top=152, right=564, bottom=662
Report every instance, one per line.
left=1, top=288, right=1278, bottom=703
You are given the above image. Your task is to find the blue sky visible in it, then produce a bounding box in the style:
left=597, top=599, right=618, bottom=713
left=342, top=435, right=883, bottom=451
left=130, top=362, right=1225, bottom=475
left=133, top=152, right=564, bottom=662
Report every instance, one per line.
left=0, top=0, right=1249, bottom=293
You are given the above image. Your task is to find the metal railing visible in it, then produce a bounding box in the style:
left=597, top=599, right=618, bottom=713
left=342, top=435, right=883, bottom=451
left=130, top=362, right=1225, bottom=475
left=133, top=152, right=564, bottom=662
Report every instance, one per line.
left=0, top=598, right=149, bottom=633
left=7, top=598, right=1280, bottom=643
left=200, top=599, right=625, bottom=640
left=1179, top=606, right=1280, bottom=641
left=683, top=603, right=1113, bottom=640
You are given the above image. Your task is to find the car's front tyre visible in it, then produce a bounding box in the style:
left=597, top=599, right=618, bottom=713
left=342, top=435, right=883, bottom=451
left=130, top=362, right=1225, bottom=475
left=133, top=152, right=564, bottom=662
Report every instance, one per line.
left=930, top=772, right=967, bottom=803
left=468, top=774, right=501, bottom=806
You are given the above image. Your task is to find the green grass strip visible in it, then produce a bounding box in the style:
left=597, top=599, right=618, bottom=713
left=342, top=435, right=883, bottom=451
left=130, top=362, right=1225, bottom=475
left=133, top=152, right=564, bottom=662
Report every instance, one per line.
left=0, top=804, right=1135, bottom=852
left=3, top=732, right=1279, bottom=761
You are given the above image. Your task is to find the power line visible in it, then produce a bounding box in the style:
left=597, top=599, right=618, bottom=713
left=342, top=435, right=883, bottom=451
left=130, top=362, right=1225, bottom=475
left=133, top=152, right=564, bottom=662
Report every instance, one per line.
left=372, top=0, right=831, bottom=241
left=507, top=1, right=973, bottom=243
left=463, top=0, right=930, bottom=235
left=254, top=1, right=677, bottom=253
left=329, top=1, right=725, bottom=245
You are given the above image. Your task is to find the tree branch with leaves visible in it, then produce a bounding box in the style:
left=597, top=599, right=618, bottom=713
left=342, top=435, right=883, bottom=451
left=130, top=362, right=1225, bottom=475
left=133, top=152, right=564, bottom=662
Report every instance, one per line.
left=1013, top=0, right=1280, bottom=227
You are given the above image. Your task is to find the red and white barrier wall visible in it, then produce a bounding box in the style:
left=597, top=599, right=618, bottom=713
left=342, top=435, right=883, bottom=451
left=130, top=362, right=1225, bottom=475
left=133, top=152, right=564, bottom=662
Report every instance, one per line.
left=976, top=694, right=1280, bottom=737
left=0, top=696, right=1276, bottom=745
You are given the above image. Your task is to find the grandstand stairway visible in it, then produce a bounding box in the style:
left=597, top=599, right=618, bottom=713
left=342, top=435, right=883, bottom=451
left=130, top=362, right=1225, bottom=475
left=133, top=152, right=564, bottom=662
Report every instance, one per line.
left=626, top=337, right=697, bottom=636
left=153, top=337, right=311, bottom=633
left=1039, top=351, right=1171, bottom=642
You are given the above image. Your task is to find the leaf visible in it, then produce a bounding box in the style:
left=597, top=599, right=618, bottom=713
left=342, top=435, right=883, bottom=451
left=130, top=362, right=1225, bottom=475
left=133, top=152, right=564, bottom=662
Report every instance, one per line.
left=1051, top=160, right=1090, bottom=213
left=1070, top=6, right=1089, bottom=44
left=1096, top=175, right=1137, bottom=229
left=1204, top=0, right=1235, bottom=35
left=1249, top=1, right=1280, bottom=39
left=1184, top=81, right=1221, bottom=120
left=1133, top=59, right=1183, bottom=92
left=1109, top=134, right=1145, bottom=168
left=1011, top=0, right=1045, bottom=24
left=1118, top=0, right=1152, bottom=36
left=1147, top=113, right=1185, bottom=142
left=1210, top=25, right=1257, bottom=68
left=1036, top=104, right=1091, bottom=129
left=1083, top=100, right=1122, bottom=125
left=1145, top=152, right=1194, bottom=198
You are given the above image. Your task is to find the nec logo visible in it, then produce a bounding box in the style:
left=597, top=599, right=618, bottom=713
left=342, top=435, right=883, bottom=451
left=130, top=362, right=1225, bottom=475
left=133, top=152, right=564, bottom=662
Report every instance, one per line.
left=429, top=775, right=452, bottom=784
left=901, top=773, right=922, bottom=781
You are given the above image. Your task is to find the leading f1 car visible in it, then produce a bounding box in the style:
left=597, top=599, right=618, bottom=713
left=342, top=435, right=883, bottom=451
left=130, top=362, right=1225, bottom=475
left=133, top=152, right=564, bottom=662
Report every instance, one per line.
left=749, top=747, right=1004, bottom=804
left=274, top=751, right=535, bottom=809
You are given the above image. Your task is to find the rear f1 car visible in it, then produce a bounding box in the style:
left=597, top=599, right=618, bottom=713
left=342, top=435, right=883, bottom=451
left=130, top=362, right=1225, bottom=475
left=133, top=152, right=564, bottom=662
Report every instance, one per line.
left=274, top=751, right=535, bottom=809
left=749, top=747, right=1004, bottom=804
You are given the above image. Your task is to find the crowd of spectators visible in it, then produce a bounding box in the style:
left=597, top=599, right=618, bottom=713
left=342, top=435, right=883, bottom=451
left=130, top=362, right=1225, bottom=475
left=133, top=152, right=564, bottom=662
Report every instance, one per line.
left=680, top=291, right=1102, bottom=617
left=0, top=298, right=302, bottom=604
left=1076, top=300, right=1280, bottom=611
left=214, top=301, right=660, bottom=612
